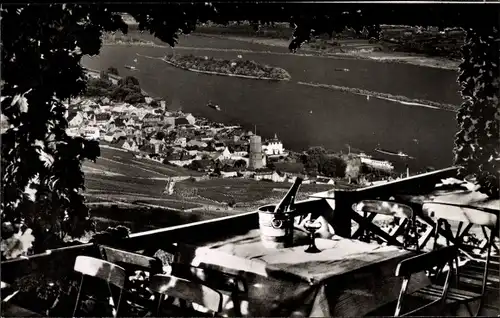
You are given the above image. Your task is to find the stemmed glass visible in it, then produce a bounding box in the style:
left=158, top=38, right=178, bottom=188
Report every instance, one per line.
left=304, top=220, right=322, bottom=253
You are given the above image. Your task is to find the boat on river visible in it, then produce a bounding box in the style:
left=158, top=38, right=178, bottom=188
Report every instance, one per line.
left=124, top=65, right=138, bottom=71
left=375, top=148, right=414, bottom=159
left=207, top=101, right=221, bottom=111
left=360, top=156, right=395, bottom=171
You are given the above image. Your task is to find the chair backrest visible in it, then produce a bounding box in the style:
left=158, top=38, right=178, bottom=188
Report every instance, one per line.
left=99, top=245, right=163, bottom=274
left=422, top=202, right=498, bottom=227
left=396, top=245, right=458, bottom=277
left=352, top=200, right=414, bottom=219
left=149, top=274, right=223, bottom=313
left=74, top=256, right=126, bottom=289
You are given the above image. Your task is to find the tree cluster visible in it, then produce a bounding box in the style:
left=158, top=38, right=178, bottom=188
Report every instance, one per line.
left=344, top=154, right=362, bottom=184
left=84, top=73, right=145, bottom=105
left=379, top=26, right=465, bottom=59
left=300, top=147, right=347, bottom=178
left=107, top=66, right=120, bottom=76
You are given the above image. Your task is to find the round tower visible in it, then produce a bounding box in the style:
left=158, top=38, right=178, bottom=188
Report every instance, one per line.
left=249, top=135, right=262, bottom=153
left=249, top=135, right=264, bottom=170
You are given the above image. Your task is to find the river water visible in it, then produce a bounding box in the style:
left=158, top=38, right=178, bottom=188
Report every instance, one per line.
left=82, top=35, right=461, bottom=173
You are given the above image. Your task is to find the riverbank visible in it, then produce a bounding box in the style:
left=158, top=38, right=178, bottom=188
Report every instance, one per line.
left=199, top=34, right=461, bottom=71
left=101, top=32, right=460, bottom=71
left=162, top=54, right=291, bottom=81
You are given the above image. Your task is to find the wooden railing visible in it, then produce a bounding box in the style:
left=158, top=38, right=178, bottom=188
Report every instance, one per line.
left=313, top=166, right=459, bottom=238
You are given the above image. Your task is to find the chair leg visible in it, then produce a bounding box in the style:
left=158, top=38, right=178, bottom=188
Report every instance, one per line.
left=446, top=222, right=462, bottom=288
left=433, top=220, right=441, bottom=251
left=474, top=228, right=494, bottom=317
left=231, top=291, right=242, bottom=317
left=362, top=211, right=369, bottom=242
left=73, top=276, right=84, bottom=317
left=155, top=294, right=164, bottom=316
left=107, top=283, right=118, bottom=317
left=114, top=289, right=123, bottom=318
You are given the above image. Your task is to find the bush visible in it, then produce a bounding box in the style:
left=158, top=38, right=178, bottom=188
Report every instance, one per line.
left=85, top=75, right=145, bottom=104
left=107, top=67, right=119, bottom=76
left=124, top=92, right=145, bottom=104
left=118, top=76, right=140, bottom=87
left=84, top=78, right=113, bottom=97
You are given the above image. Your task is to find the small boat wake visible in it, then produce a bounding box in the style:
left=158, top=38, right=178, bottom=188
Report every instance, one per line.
left=375, top=148, right=415, bottom=159
left=124, top=65, right=139, bottom=71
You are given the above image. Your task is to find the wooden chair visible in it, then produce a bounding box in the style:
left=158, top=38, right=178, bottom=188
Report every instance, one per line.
left=98, top=245, right=164, bottom=315
left=161, top=243, right=247, bottom=316
left=423, top=202, right=498, bottom=316
left=73, top=255, right=126, bottom=317
left=149, top=273, right=223, bottom=317
left=352, top=200, right=420, bottom=250
left=172, top=264, right=247, bottom=316
left=394, top=245, right=471, bottom=316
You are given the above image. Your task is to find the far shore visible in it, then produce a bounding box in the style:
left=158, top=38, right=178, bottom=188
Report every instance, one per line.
left=193, top=33, right=461, bottom=71
left=102, top=34, right=460, bottom=71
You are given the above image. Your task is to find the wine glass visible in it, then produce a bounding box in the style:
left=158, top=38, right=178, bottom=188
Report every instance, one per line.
left=304, top=220, right=322, bottom=253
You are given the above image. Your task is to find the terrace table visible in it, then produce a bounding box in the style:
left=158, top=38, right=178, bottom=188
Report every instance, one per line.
left=175, top=228, right=430, bottom=317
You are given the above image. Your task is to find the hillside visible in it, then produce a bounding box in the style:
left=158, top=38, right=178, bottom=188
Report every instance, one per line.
left=84, top=144, right=333, bottom=214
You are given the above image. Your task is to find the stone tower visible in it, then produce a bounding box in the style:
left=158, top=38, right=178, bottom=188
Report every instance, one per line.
left=249, top=135, right=264, bottom=170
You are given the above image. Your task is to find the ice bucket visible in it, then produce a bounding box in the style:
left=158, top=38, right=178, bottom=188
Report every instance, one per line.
left=258, top=204, right=294, bottom=249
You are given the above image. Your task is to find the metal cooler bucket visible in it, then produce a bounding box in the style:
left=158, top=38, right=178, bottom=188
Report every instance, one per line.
left=258, top=204, right=294, bottom=249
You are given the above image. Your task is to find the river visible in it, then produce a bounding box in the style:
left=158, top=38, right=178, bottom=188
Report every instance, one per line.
left=82, top=35, right=460, bottom=173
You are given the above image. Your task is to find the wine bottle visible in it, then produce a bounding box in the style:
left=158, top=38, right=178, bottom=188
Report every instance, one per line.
left=274, top=176, right=303, bottom=215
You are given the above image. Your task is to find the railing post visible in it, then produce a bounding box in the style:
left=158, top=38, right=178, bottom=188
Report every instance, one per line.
left=332, top=191, right=353, bottom=238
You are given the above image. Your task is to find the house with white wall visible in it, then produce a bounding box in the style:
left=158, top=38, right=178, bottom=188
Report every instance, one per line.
left=95, top=113, right=112, bottom=126
left=217, top=147, right=232, bottom=161
left=184, top=113, right=196, bottom=125
left=315, top=176, right=335, bottom=185
left=118, top=139, right=139, bottom=152
left=254, top=171, right=286, bottom=182
left=262, top=133, right=285, bottom=156
left=68, top=111, right=85, bottom=127
left=174, top=137, right=187, bottom=148
left=82, top=127, right=100, bottom=141
left=221, top=171, right=239, bottom=178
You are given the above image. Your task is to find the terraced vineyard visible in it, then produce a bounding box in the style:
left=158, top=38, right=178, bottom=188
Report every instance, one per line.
left=83, top=144, right=338, bottom=232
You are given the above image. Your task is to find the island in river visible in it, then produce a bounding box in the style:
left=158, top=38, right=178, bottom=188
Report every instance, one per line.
left=162, top=53, right=291, bottom=81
